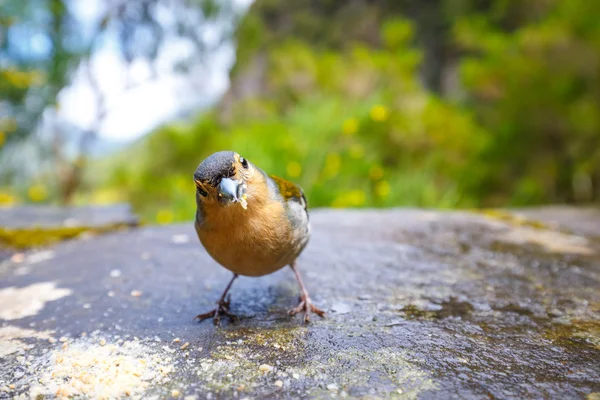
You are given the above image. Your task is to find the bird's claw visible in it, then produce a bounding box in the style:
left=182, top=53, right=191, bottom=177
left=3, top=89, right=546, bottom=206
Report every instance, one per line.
left=195, top=295, right=238, bottom=326
left=288, top=296, right=326, bottom=324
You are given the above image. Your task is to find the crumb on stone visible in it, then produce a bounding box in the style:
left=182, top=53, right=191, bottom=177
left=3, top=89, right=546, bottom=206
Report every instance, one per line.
left=26, top=336, right=174, bottom=399
left=259, top=364, right=274, bottom=374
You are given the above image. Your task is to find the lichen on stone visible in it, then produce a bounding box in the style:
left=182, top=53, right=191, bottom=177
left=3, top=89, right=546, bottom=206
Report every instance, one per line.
left=193, top=326, right=436, bottom=398
left=545, top=320, right=600, bottom=351
left=0, top=223, right=134, bottom=249
left=195, top=327, right=307, bottom=393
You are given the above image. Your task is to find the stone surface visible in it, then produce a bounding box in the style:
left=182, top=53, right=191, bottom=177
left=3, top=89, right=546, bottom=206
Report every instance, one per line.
left=0, top=204, right=138, bottom=229
left=0, top=204, right=139, bottom=257
left=512, top=205, right=600, bottom=238
left=0, top=208, right=599, bottom=399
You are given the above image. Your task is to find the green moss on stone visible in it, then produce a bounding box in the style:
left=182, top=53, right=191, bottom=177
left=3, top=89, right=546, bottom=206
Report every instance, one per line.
left=479, top=209, right=551, bottom=230
left=0, top=223, right=135, bottom=249
left=545, top=320, right=600, bottom=350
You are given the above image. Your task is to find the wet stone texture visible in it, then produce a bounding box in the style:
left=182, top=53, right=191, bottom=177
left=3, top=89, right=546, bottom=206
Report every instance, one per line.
left=0, top=208, right=599, bottom=399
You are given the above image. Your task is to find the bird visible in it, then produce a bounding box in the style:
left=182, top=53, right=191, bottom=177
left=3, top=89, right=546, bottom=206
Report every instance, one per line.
left=192, top=150, right=325, bottom=325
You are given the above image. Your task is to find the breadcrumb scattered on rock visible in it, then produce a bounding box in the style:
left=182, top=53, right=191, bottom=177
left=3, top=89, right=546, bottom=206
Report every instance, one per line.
left=259, top=364, right=274, bottom=374
left=327, top=383, right=339, bottom=391
left=27, top=336, right=174, bottom=399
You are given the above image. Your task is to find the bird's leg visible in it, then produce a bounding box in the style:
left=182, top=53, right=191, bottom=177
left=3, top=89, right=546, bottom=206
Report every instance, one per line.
left=196, top=273, right=239, bottom=326
left=288, top=262, right=325, bottom=323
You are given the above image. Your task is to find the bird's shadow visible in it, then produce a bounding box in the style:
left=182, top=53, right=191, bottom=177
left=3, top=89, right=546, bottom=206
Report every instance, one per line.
left=225, top=282, right=298, bottom=322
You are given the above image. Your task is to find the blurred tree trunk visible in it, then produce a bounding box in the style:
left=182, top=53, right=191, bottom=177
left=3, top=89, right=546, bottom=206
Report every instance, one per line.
left=408, top=0, right=448, bottom=94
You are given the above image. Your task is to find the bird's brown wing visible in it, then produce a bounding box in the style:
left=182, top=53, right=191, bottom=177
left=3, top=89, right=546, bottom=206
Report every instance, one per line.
left=269, top=175, right=308, bottom=211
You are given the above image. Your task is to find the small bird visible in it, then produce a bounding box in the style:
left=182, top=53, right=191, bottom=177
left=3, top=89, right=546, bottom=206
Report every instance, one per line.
left=193, top=151, right=325, bottom=325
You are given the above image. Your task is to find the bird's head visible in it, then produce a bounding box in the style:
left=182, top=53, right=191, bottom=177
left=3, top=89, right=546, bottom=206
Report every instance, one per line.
left=193, top=151, right=256, bottom=209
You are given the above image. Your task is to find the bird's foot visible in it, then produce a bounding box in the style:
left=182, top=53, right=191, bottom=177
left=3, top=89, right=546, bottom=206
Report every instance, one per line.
left=195, top=295, right=238, bottom=326
left=288, top=295, right=326, bottom=324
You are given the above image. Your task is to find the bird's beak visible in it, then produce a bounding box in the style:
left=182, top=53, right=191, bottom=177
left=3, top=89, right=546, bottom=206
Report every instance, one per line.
left=218, top=178, right=239, bottom=201
left=218, top=178, right=248, bottom=209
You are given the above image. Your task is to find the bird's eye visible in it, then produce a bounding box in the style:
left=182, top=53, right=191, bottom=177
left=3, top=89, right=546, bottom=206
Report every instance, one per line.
left=194, top=179, right=208, bottom=197
left=240, top=157, right=249, bottom=169
left=197, top=187, right=208, bottom=197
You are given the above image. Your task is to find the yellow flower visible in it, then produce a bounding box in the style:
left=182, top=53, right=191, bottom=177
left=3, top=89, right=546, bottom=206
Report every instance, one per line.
left=324, top=153, right=341, bottom=178
left=375, top=180, right=391, bottom=198
left=331, top=190, right=366, bottom=208
left=348, top=190, right=366, bottom=206
left=156, top=209, right=174, bottom=225
left=369, top=165, right=384, bottom=180
left=348, top=144, right=364, bottom=159
left=370, top=105, right=389, bottom=122
left=0, top=131, right=4, bottom=147
left=90, top=188, right=122, bottom=205
left=286, top=161, right=302, bottom=178
left=0, top=191, right=17, bottom=205
left=27, top=184, right=48, bottom=202
left=342, top=118, right=359, bottom=135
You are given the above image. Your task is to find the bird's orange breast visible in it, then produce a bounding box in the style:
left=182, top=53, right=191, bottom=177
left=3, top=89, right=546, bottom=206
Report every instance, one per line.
left=196, top=189, right=299, bottom=277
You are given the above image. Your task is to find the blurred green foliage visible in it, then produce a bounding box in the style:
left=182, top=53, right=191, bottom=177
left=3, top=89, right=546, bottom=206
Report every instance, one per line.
left=456, top=0, right=600, bottom=204
left=3, top=0, right=600, bottom=224
left=98, top=19, right=485, bottom=222
left=96, top=0, right=600, bottom=223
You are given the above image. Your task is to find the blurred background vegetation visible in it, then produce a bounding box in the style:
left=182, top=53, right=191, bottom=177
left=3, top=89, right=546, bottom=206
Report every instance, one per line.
left=1, top=0, right=599, bottom=223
